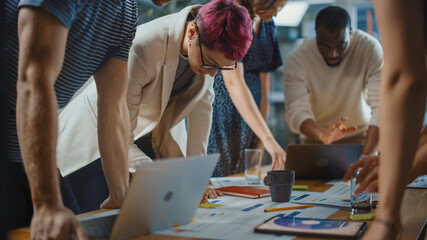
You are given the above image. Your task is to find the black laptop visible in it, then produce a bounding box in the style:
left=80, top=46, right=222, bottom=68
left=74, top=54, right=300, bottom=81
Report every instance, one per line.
left=285, top=144, right=363, bottom=180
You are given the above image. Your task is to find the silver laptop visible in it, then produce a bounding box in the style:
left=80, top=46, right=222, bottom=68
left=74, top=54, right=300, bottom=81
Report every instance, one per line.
left=285, top=144, right=362, bottom=180
left=79, top=154, right=219, bottom=240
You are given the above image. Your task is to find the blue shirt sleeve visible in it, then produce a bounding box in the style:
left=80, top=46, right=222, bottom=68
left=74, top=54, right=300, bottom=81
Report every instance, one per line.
left=112, top=1, right=138, bottom=61
left=18, top=0, right=86, bottom=29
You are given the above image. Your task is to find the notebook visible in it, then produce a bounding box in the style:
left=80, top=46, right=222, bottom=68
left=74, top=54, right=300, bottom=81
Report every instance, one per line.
left=79, top=154, right=219, bottom=240
left=216, top=186, right=270, bottom=199
left=285, top=144, right=362, bottom=180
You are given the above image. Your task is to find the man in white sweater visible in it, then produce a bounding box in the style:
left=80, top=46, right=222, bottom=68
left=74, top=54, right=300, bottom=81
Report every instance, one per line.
left=284, top=6, right=383, bottom=155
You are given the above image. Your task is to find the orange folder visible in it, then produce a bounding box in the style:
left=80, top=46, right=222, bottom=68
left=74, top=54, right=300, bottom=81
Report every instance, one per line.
left=216, top=186, right=270, bottom=199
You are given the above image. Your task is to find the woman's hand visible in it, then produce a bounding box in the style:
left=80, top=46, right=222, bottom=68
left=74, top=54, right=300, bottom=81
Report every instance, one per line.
left=262, top=136, right=286, bottom=170
left=204, top=186, right=223, bottom=199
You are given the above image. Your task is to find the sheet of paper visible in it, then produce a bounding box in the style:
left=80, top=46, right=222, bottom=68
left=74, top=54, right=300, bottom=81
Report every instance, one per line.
left=156, top=192, right=338, bottom=240
left=210, top=177, right=265, bottom=188
left=407, top=175, right=427, bottom=189
left=292, top=182, right=378, bottom=209
left=326, top=179, right=345, bottom=185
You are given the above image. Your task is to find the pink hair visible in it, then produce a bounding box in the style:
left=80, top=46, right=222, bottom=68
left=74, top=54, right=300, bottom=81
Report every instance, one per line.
left=196, top=0, right=253, bottom=61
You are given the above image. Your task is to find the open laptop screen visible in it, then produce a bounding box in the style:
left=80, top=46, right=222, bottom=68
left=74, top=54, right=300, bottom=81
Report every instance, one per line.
left=80, top=154, right=219, bottom=240
left=285, top=144, right=362, bottom=180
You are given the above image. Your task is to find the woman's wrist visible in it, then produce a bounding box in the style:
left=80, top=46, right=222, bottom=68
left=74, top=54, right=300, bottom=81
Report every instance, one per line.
left=375, top=207, right=400, bottom=226
left=261, top=134, right=274, bottom=144
left=374, top=217, right=400, bottom=234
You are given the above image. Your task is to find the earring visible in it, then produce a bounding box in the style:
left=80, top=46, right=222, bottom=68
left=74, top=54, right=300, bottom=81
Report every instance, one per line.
left=189, top=39, right=192, bottom=46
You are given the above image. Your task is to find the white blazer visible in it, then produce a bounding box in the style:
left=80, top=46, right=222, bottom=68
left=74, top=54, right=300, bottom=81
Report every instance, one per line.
left=57, top=5, right=214, bottom=176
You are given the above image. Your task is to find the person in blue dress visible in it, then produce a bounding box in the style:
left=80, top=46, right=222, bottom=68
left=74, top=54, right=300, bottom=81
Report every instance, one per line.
left=208, top=0, right=288, bottom=176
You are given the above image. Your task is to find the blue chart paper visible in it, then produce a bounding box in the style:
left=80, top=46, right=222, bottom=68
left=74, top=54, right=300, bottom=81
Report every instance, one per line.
left=273, top=217, right=348, bottom=230
left=407, top=175, right=427, bottom=189
left=256, top=216, right=365, bottom=238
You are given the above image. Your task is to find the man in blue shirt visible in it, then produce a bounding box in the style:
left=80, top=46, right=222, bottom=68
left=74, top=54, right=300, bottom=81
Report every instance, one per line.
left=1, top=0, right=168, bottom=238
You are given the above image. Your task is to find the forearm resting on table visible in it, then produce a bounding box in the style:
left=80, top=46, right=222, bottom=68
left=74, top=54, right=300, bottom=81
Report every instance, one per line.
left=97, top=99, right=130, bottom=200
left=95, top=58, right=130, bottom=202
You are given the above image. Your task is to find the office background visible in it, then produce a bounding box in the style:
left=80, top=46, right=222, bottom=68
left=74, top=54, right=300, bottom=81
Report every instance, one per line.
left=136, top=0, right=426, bottom=164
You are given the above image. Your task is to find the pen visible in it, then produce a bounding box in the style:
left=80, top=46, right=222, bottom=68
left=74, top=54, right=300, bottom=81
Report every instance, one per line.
left=264, top=204, right=315, bottom=212
left=340, top=124, right=348, bottom=129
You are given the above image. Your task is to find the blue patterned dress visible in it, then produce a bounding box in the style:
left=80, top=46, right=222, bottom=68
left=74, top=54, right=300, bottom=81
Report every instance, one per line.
left=208, top=20, right=282, bottom=176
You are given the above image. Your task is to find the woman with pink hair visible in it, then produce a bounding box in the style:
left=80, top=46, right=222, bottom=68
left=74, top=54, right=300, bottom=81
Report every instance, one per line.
left=208, top=0, right=288, bottom=177
left=56, top=0, right=253, bottom=209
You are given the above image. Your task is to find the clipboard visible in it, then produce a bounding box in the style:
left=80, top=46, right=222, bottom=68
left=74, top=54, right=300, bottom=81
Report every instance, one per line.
left=254, top=215, right=367, bottom=239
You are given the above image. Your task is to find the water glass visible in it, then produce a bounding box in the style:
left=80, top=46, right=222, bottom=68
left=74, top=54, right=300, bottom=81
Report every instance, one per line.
left=350, top=168, right=373, bottom=213
left=244, top=149, right=262, bottom=185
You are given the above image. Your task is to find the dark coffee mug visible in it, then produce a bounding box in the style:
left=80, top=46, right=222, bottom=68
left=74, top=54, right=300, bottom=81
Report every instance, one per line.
left=264, top=170, right=295, bottom=202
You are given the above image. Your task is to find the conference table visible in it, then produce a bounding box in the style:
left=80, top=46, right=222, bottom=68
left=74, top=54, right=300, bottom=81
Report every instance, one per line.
left=8, top=167, right=427, bottom=240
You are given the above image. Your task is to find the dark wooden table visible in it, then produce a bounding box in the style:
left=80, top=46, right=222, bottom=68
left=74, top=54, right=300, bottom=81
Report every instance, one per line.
left=9, top=169, right=427, bottom=240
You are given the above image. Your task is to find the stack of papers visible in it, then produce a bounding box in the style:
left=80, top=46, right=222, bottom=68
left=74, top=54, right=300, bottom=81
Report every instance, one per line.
left=210, top=177, right=262, bottom=188
left=155, top=177, right=339, bottom=240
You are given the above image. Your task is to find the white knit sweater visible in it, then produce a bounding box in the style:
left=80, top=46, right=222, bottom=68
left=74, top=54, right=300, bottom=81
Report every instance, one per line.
left=284, top=29, right=383, bottom=139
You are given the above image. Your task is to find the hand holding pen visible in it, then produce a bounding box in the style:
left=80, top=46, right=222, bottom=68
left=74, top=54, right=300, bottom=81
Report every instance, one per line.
left=321, top=117, right=357, bottom=144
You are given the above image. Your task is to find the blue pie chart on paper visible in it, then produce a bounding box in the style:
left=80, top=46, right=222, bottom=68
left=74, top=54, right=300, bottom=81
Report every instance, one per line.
left=273, top=217, right=348, bottom=230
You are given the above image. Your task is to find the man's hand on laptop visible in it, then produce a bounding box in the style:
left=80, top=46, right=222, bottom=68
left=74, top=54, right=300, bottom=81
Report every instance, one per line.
left=31, top=204, right=88, bottom=240
left=321, top=117, right=357, bottom=144
left=204, top=186, right=223, bottom=199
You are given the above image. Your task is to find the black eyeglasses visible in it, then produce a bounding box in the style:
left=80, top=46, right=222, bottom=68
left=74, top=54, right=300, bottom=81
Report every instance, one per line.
left=195, top=24, right=237, bottom=71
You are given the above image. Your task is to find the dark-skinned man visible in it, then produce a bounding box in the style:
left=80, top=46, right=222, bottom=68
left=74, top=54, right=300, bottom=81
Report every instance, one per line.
left=284, top=6, right=383, bottom=156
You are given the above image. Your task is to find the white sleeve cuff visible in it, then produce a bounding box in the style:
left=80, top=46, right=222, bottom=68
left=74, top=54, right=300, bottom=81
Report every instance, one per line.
left=129, top=142, right=153, bottom=172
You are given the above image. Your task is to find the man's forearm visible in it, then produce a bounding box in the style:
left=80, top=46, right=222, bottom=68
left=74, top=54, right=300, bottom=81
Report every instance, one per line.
left=16, top=7, right=68, bottom=210
left=300, top=119, right=326, bottom=142
left=361, top=125, right=379, bottom=155
left=17, top=80, right=62, bottom=209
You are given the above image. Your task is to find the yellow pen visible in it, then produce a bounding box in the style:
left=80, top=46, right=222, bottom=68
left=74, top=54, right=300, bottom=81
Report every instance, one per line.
left=264, top=204, right=314, bottom=212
